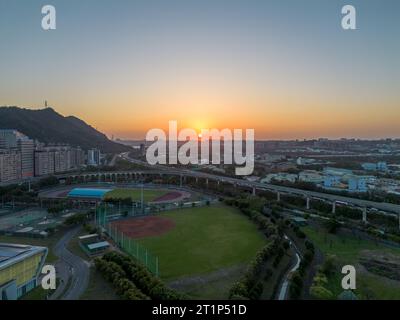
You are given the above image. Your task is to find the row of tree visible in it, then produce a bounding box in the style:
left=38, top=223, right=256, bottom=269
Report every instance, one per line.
left=223, top=197, right=281, bottom=238
left=309, top=255, right=338, bottom=300
left=229, top=237, right=280, bottom=300
left=224, top=195, right=291, bottom=300
left=288, top=225, right=315, bottom=299
left=64, top=213, right=89, bottom=225
left=94, top=258, right=149, bottom=300
left=101, top=252, right=185, bottom=300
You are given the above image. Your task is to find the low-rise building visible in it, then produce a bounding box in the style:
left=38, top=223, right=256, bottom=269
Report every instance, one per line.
left=78, top=234, right=110, bottom=257
left=245, top=176, right=260, bottom=182
left=362, top=161, right=388, bottom=172
left=290, top=216, right=308, bottom=227
left=323, top=167, right=353, bottom=176
left=323, top=175, right=341, bottom=188
left=348, top=175, right=368, bottom=192
left=296, top=157, right=316, bottom=165
left=299, top=170, right=324, bottom=184
left=258, top=154, right=286, bottom=163
left=362, top=163, right=377, bottom=171
left=0, top=243, right=48, bottom=300
left=261, top=172, right=298, bottom=184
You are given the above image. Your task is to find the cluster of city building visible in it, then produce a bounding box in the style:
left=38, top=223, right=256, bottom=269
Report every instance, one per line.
left=254, top=138, right=400, bottom=155
left=0, top=129, right=102, bottom=183
left=259, top=161, right=400, bottom=195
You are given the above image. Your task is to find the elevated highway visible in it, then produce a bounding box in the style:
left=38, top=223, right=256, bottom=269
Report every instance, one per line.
left=55, top=157, right=400, bottom=216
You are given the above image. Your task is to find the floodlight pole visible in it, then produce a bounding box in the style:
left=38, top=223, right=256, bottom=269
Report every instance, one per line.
left=141, top=184, right=144, bottom=215
left=104, top=204, right=107, bottom=227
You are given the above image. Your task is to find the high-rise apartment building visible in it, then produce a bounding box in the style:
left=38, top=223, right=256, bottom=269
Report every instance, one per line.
left=18, top=137, right=35, bottom=178
left=70, top=147, right=85, bottom=168
left=54, top=147, right=69, bottom=173
left=87, top=148, right=101, bottom=166
left=34, top=150, right=55, bottom=176
left=0, top=130, right=34, bottom=179
left=0, top=150, right=22, bottom=182
left=34, top=146, right=86, bottom=177
left=0, top=130, right=86, bottom=180
left=0, top=129, right=21, bottom=149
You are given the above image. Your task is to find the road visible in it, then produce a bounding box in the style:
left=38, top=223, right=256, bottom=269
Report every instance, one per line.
left=118, top=154, right=400, bottom=214
left=51, top=153, right=400, bottom=215
left=277, top=235, right=302, bottom=300
left=108, top=153, right=120, bottom=166
left=51, top=227, right=90, bottom=300
left=7, top=150, right=400, bottom=215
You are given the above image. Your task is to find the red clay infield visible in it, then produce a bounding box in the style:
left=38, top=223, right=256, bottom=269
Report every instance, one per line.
left=153, top=191, right=183, bottom=202
left=110, top=216, right=175, bottom=238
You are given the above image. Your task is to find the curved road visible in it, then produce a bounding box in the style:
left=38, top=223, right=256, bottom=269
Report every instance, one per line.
left=277, top=235, right=302, bottom=300
left=51, top=227, right=90, bottom=300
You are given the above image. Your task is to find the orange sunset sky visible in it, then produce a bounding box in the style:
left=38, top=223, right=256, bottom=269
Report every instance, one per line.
left=1, top=0, right=399, bottom=140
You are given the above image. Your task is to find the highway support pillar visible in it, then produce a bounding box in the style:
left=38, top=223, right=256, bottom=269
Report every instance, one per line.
left=252, top=187, right=256, bottom=196
left=362, top=207, right=367, bottom=224
left=306, top=197, right=310, bottom=210
left=332, top=201, right=336, bottom=214
left=277, top=192, right=281, bottom=202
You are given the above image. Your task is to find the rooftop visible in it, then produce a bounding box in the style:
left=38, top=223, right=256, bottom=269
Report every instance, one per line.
left=290, top=217, right=308, bottom=223
left=0, top=243, right=47, bottom=270
left=87, top=241, right=110, bottom=251
left=78, top=234, right=99, bottom=240
left=67, top=188, right=112, bottom=199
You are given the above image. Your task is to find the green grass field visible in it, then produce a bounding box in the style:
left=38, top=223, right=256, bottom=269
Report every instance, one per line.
left=104, top=188, right=167, bottom=202
left=137, top=205, right=267, bottom=281
left=302, top=226, right=400, bottom=299
left=302, top=226, right=400, bottom=264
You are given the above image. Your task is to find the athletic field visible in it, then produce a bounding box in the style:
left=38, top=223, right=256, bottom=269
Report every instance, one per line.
left=104, top=189, right=167, bottom=202
left=116, top=205, right=266, bottom=280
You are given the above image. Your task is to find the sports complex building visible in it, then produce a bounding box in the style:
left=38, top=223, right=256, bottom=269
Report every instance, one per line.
left=67, top=188, right=112, bottom=200
left=0, top=243, right=48, bottom=300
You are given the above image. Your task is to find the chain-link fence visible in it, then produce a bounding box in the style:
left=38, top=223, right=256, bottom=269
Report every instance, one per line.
left=95, top=205, right=159, bottom=276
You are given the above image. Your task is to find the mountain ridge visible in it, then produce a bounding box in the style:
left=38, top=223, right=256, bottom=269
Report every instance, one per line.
left=0, top=106, right=129, bottom=153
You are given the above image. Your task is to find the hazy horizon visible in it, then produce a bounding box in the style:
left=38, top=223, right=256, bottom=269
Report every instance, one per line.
left=1, top=0, right=399, bottom=140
